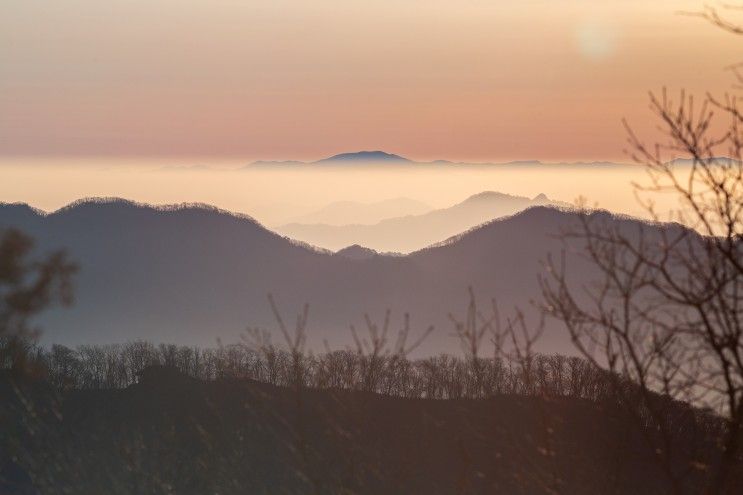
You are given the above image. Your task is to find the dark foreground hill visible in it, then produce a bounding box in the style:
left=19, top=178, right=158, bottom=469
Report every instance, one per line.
left=0, top=199, right=684, bottom=354
left=2, top=365, right=737, bottom=495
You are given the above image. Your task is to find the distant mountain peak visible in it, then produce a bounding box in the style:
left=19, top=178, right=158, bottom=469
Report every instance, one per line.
left=462, top=191, right=514, bottom=203
left=248, top=154, right=628, bottom=168
left=278, top=190, right=573, bottom=253
left=533, top=193, right=549, bottom=202
left=315, top=151, right=411, bottom=164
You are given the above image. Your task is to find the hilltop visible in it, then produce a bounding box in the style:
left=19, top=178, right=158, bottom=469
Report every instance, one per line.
left=315, top=150, right=411, bottom=164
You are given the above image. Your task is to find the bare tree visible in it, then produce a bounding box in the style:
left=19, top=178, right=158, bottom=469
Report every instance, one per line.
left=351, top=309, right=433, bottom=393
left=541, top=7, right=743, bottom=494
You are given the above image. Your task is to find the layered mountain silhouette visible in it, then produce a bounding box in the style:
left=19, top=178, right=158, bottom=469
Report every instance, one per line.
left=249, top=151, right=412, bottom=167
left=248, top=151, right=629, bottom=167
left=315, top=150, right=411, bottom=164
left=0, top=199, right=682, bottom=355
left=277, top=191, right=569, bottom=252
left=288, top=197, right=432, bottom=226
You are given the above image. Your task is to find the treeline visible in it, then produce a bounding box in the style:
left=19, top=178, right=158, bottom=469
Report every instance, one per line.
left=0, top=338, right=691, bottom=407
left=2, top=337, right=732, bottom=495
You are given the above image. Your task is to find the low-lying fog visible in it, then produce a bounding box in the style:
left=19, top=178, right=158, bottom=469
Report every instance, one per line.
left=0, top=157, right=685, bottom=248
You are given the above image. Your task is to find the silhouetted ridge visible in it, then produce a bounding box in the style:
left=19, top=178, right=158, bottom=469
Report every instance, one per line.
left=335, top=244, right=378, bottom=260
left=51, top=197, right=261, bottom=225
left=0, top=202, right=45, bottom=225
left=413, top=205, right=575, bottom=252
left=278, top=190, right=570, bottom=252
left=0, top=199, right=697, bottom=354
left=248, top=155, right=631, bottom=167
left=9, top=197, right=333, bottom=255
left=460, top=191, right=519, bottom=203
left=415, top=205, right=683, bottom=253
left=316, top=151, right=411, bottom=163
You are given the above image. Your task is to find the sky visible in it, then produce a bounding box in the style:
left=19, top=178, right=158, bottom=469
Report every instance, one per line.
left=1, top=0, right=741, bottom=162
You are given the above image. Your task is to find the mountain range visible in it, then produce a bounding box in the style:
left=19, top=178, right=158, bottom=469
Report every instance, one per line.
left=277, top=191, right=570, bottom=252
left=0, top=198, right=682, bottom=355
left=248, top=151, right=629, bottom=167
left=249, top=150, right=412, bottom=167
left=316, top=150, right=411, bottom=164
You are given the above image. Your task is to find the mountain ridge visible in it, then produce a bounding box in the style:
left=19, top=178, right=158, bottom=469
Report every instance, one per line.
left=277, top=190, right=571, bottom=252
left=246, top=151, right=632, bottom=168
left=0, top=198, right=682, bottom=355
left=315, top=150, right=411, bottom=164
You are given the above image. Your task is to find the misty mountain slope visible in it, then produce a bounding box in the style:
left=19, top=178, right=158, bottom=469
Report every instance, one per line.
left=277, top=191, right=570, bottom=252
left=0, top=199, right=421, bottom=348
left=0, top=199, right=683, bottom=355
left=287, top=197, right=432, bottom=226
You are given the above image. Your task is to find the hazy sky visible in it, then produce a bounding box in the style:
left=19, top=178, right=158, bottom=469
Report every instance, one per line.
left=1, top=0, right=740, bottom=161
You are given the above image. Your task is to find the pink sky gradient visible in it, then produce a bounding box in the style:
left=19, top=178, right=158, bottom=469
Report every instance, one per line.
left=1, top=1, right=740, bottom=161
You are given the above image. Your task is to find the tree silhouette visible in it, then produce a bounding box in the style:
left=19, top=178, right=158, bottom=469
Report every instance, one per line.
left=541, top=7, right=743, bottom=494
left=1, top=229, right=76, bottom=339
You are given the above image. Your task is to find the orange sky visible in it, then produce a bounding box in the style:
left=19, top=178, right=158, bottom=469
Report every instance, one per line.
left=1, top=0, right=740, bottom=162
